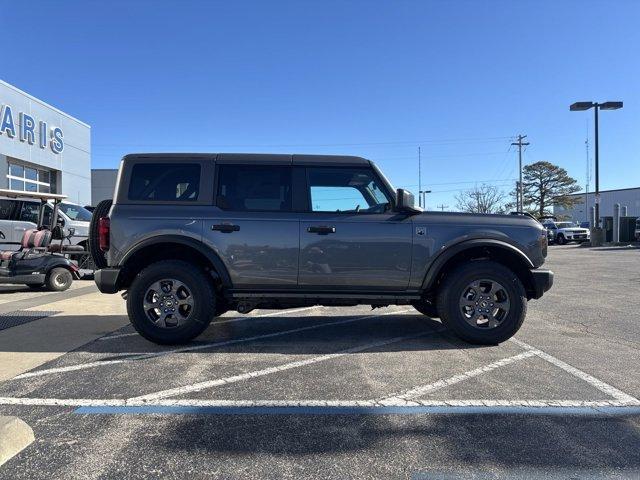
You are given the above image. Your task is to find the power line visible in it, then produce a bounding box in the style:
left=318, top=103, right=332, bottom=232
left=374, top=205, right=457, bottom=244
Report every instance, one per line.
left=93, top=136, right=515, bottom=149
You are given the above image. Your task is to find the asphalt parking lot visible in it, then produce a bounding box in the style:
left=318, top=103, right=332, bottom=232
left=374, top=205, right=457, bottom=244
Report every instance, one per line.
left=0, top=245, right=638, bottom=479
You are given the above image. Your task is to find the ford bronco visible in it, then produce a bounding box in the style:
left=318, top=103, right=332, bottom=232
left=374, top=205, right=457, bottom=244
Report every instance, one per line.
left=90, top=154, right=553, bottom=345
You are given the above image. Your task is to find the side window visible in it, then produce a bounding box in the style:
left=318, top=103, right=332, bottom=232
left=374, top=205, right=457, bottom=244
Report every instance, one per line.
left=216, top=165, right=292, bottom=212
left=0, top=200, right=15, bottom=220
left=43, top=205, right=53, bottom=227
left=128, top=163, right=201, bottom=201
left=19, top=202, right=40, bottom=224
left=307, top=168, right=392, bottom=213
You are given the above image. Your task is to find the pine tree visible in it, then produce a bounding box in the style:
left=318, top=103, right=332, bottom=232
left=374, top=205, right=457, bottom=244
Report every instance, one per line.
left=521, top=161, right=581, bottom=217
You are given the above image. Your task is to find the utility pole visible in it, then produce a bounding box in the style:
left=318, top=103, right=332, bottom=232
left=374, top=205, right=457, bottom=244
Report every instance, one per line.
left=418, top=147, right=422, bottom=207
left=436, top=204, right=449, bottom=212
left=511, top=135, right=530, bottom=211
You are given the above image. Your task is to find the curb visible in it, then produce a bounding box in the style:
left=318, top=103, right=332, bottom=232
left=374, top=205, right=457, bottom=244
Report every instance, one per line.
left=0, top=416, right=34, bottom=466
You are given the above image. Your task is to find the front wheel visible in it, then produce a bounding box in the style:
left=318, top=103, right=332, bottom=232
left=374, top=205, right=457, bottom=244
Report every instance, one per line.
left=126, top=260, right=216, bottom=345
left=436, top=261, right=527, bottom=344
left=556, top=234, right=566, bottom=245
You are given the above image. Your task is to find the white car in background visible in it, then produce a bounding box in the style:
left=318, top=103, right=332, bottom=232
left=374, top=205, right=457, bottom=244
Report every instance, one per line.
left=0, top=196, right=91, bottom=249
left=543, top=220, right=590, bottom=245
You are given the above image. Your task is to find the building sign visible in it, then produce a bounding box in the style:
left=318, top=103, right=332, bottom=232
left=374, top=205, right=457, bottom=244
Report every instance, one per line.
left=0, top=104, right=64, bottom=154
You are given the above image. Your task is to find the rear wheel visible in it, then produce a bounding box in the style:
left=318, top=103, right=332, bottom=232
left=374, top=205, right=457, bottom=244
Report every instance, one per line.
left=436, top=260, right=526, bottom=344
left=126, top=260, right=216, bottom=344
left=46, top=267, right=73, bottom=292
left=556, top=234, right=566, bottom=245
left=88, top=199, right=112, bottom=270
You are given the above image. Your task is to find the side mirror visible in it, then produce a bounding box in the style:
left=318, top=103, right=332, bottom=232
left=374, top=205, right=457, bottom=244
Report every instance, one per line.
left=395, top=188, right=421, bottom=214
left=57, top=217, right=65, bottom=227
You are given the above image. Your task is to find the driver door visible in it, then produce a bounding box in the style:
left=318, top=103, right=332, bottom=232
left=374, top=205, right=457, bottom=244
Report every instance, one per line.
left=298, top=166, right=413, bottom=290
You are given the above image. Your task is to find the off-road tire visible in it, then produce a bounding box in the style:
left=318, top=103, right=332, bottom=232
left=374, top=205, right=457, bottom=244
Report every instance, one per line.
left=46, top=267, right=73, bottom=292
left=411, top=300, right=439, bottom=318
left=88, top=199, right=112, bottom=270
left=127, top=260, right=216, bottom=344
left=436, top=260, right=527, bottom=344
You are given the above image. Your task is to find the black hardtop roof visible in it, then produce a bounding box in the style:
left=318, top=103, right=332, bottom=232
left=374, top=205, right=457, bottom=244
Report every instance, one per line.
left=123, top=153, right=372, bottom=166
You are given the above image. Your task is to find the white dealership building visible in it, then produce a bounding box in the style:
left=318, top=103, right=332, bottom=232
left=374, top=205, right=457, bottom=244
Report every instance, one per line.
left=0, top=80, right=91, bottom=206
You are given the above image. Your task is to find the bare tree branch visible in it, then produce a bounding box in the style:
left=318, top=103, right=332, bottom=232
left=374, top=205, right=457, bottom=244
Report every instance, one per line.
left=455, top=184, right=506, bottom=214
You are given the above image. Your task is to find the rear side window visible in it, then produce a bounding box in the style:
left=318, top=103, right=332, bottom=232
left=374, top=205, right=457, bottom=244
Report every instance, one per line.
left=216, top=165, right=292, bottom=212
left=0, top=200, right=15, bottom=220
left=128, top=163, right=201, bottom=202
left=19, top=202, right=40, bottom=223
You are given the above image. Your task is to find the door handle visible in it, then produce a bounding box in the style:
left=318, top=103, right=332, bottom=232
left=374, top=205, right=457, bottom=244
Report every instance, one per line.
left=307, top=226, right=336, bottom=235
left=211, top=224, right=240, bottom=233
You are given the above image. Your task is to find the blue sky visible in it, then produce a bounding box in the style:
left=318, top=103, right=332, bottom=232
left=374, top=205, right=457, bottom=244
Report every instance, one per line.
left=1, top=0, right=638, bottom=209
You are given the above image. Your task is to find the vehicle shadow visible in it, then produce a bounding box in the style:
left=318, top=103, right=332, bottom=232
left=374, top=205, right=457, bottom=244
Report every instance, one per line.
left=0, top=313, right=487, bottom=355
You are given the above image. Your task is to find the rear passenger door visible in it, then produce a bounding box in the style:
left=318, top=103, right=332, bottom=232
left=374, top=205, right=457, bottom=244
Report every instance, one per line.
left=203, top=162, right=300, bottom=288
left=13, top=201, right=41, bottom=242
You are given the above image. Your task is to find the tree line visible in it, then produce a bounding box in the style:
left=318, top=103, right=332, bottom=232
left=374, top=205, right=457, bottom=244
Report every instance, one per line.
left=454, top=161, right=581, bottom=217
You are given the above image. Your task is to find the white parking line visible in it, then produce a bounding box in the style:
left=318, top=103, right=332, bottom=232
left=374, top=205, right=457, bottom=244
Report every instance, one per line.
left=98, top=306, right=322, bottom=341
left=130, top=325, right=443, bottom=402
left=0, top=397, right=637, bottom=409
left=97, top=332, right=139, bottom=341
left=13, top=308, right=414, bottom=380
left=378, top=350, right=537, bottom=404
left=509, top=337, right=639, bottom=404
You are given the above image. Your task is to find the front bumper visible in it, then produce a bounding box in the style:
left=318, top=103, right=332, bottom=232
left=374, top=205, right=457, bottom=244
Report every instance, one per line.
left=530, top=269, right=554, bottom=299
left=566, top=233, right=590, bottom=241
left=95, top=267, right=121, bottom=294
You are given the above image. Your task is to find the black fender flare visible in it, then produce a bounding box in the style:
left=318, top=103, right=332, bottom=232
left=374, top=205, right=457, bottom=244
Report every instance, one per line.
left=119, top=235, right=233, bottom=288
left=421, top=238, right=534, bottom=291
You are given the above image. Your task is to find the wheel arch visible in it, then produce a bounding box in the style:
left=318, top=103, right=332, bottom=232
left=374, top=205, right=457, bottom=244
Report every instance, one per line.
left=422, top=239, right=538, bottom=300
left=118, top=236, right=232, bottom=291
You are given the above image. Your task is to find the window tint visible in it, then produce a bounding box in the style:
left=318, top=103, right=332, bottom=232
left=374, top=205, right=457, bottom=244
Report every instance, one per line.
left=128, top=163, right=201, bottom=201
left=308, top=168, right=392, bottom=213
left=43, top=205, right=53, bottom=227
left=19, top=202, right=40, bottom=224
left=216, top=166, right=292, bottom=212
left=0, top=200, right=15, bottom=220
left=60, top=203, right=93, bottom=222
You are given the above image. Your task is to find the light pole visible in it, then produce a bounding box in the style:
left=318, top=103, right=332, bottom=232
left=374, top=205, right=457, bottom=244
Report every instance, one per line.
left=570, top=101, right=623, bottom=246
left=419, top=190, right=431, bottom=209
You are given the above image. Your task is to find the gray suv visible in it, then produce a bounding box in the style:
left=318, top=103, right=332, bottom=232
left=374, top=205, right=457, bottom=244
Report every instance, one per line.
left=91, top=154, right=553, bottom=345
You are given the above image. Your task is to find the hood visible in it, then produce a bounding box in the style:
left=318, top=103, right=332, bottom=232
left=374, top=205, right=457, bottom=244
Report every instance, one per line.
left=413, top=211, right=542, bottom=229
left=66, top=219, right=89, bottom=237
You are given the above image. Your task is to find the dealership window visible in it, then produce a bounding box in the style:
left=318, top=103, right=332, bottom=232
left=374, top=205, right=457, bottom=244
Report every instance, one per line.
left=7, top=161, right=54, bottom=194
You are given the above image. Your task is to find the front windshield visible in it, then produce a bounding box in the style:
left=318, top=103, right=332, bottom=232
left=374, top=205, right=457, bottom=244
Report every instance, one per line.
left=59, top=203, right=93, bottom=222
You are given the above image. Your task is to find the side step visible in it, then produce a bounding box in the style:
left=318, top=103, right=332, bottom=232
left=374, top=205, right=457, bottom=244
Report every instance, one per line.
left=228, top=291, right=422, bottom=301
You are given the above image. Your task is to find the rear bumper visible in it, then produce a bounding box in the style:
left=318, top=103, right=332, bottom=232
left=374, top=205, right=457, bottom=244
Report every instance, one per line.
left=530, top=269, right=554, bottom=299
left=94, top=267, right=121, bottom=294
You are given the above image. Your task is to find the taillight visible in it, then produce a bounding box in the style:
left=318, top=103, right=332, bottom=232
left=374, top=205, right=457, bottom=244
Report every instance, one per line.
left=98, top=217, right=110, bottom=251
